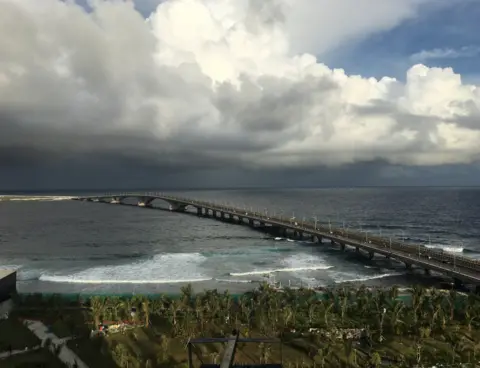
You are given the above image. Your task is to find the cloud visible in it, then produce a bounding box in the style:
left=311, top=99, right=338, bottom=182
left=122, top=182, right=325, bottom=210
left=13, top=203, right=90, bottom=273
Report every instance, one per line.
left=410, top=46, right=480, bottom=62
left=1, top=0, right=480, bottom=174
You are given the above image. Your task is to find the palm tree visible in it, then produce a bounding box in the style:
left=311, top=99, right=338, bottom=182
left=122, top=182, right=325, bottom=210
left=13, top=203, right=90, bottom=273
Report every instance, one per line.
left=388, top=299, right=404, bottom=335
left=340, top=295, right=348, bottom=325
left=342, top=338, right=356, bottom=367
left=158, top=335, right=170, bottom=363
left=181, top=284, right=194, bottom=311
left=370, top=352, right=381, bottom=368
left=388, top=285, right=399, bottom=300
left=314, top=345, right=332, bottom=368
left=323, top=302, right=334, bottom=329
left=141, top=298, right=151, bottom=327
left=210, top=352, right=219, bottom=364
left=90, top=296, right=107, bottom=328
left=113, top=343, right=131, bottom=368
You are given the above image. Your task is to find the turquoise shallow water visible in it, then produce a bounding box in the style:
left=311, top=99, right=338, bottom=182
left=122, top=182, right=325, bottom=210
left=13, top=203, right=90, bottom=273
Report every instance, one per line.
left=1, top=188, right=480, bottom=294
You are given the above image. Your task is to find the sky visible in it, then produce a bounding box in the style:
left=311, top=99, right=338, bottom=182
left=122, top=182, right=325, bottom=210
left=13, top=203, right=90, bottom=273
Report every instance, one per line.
left=1, top=0, right=480, bottom=190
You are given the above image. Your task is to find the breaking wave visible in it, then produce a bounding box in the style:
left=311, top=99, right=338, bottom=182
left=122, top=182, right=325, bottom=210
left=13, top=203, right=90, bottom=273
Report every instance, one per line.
left=229, top=266, right=333, bottom=277
left=424, top=244, right=465, bottom=253
left=334, top=272, right=404, bottom=284
left=39, top=276, right=212, bottom=284
left=38, top=252, right=210, bottom=284
left=229, top=252, right=333, bottom=277
left=215, top=279, right=255, bottom=284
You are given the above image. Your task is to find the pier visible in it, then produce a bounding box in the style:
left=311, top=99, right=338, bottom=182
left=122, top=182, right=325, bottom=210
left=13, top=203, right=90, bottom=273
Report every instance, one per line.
left=74, top=193, right=480, bottom=288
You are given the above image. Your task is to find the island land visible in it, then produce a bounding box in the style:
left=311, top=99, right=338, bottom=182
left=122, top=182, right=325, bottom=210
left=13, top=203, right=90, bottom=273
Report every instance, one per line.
left=1, top=284, right=479, bottom=367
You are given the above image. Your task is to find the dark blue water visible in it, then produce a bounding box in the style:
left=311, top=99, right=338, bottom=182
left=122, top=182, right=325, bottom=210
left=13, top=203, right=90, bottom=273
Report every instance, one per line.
left=1, top=188, right=479, bottom=294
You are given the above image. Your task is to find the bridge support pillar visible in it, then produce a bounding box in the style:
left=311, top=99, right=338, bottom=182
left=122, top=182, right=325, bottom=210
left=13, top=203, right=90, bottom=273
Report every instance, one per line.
left=168, top=202, right=186, bottom=212
left=424, top=269, right=431, bottom=275
left=196, top=207, right=202, bottom=216
left=310, top=234, right=316, bottom=242
left=330, top=239, right=335, bottom=246
left=454, top=278, right=463, bottom=288
left=368, top=252, right=374, bottom=260
left=405, top=263, right=412, bottom=269
left=355, top=246, right=359, bottom=253
left=293, top=231, right=299, bottom=239
left=138, top=197, right=154, bottom=207
left=110, top=197, right=122, bottom=204
left=317, top=236, right=322, bottom=243
left=476, top=285, right=480, bottom=294
left=340, top=243, right=346, bottom=251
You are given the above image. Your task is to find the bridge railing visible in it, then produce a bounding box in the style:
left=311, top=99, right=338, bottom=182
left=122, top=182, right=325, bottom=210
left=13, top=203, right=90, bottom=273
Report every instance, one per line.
left=166, top=195, right=480, bottom=271
left=97, top=193, right=480, bottom=271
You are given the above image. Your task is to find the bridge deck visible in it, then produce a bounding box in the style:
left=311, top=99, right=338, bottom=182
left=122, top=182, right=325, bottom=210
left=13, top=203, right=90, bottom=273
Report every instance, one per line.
left=75, top=193, right=480, bottom=285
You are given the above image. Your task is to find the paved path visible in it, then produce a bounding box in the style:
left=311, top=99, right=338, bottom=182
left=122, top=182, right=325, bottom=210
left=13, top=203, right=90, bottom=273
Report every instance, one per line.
left=0, top=346, right=41, bottom=360
left=23, top=319, right=88, bottom=368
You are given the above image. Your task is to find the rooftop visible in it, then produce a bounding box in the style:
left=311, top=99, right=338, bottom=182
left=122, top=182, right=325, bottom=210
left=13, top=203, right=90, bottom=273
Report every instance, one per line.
left=0, top=269, right=16, bottom=278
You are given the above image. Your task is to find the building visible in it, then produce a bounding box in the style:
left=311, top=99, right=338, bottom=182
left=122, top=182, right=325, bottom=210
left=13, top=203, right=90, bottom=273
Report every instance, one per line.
left=0, top=269, right=17, bottom=303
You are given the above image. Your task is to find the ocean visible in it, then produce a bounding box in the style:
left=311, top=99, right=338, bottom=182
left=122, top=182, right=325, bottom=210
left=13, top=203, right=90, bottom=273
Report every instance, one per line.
left=1, top=188, right=479, bottom=295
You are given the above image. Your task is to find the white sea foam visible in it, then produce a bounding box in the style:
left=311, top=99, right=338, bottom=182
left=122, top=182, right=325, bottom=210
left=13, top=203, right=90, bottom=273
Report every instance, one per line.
left=39, top=252, right=209, bottom=284
left=230, top=253, right=333, bottom=277
left=425, top=244, right=463, bottom=253
left=229, top=266, right=333, bottom=277
left=215, top=278, right=254, bottom=284
left=274, top=237, right=283, bottom=241
left=334, top=272, right=404, bottom=284
left=39, top=276, right=212, bottom=284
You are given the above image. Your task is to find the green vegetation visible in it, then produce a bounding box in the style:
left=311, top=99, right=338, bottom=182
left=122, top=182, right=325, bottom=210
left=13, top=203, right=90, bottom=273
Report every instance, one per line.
left=0, top=318, right=40, bottom=351
left=7, top=285, right=480, bottom=367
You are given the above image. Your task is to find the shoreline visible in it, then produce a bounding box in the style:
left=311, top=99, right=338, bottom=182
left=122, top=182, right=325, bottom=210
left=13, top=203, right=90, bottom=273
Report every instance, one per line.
left=14, top=282, right=469, bottom=301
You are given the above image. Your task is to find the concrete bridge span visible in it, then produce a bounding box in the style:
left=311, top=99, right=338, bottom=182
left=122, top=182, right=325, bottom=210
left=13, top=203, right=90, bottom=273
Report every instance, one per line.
left=74, top=192, right=480, bottom=288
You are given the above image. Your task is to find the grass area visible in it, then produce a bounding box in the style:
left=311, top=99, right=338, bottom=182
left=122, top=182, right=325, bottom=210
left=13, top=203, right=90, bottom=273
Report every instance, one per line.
left=67, top=337, right=117, bottom=368
left=0, top=318, right=40, bottom=351
left=0, top=348, right=64, bottom=368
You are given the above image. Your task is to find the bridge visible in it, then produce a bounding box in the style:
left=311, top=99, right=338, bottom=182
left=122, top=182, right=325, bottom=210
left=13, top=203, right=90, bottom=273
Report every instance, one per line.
left=73, top=192, right=480, bottom=288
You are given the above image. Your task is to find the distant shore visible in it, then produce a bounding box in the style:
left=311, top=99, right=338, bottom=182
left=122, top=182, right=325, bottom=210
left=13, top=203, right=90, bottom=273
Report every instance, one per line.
left=0, top=195, right=74, bottom=202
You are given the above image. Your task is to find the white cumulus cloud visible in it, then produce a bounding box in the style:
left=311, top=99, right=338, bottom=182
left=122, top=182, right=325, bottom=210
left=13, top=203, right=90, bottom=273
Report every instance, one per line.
left=411, top=46, right=480, bottom=62
left=0, top=0, right=479, bottom=171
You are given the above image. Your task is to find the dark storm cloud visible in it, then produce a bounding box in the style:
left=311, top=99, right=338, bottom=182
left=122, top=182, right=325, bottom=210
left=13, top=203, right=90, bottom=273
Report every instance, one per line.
left=1, top=1, right=480, bottom=190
